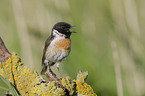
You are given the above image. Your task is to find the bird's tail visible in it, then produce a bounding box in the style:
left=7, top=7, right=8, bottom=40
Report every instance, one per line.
left=41, top=64, right=47, bottom=75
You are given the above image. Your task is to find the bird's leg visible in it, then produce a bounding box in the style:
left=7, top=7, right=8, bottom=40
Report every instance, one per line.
left=48, top=65, right=56, bottom=77
left=56, top=62, right=62, bottom=78
left=45, top=65, right=58, bottom=81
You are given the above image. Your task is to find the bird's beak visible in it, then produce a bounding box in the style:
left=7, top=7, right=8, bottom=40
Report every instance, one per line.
left=70, top=26, right=77, bottom=33
left=70, top=31, right=77, bottom=33
left=71, top=26, right=76, bottom=28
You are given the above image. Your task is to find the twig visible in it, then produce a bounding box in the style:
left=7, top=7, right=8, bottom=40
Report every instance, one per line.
left=0, top=37, right=11, bottom=63
left=45, top=70, right=71, bottom=95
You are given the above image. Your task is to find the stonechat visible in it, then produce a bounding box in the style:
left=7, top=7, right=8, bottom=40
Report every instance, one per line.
left=41, top=22, right=76, bottom=77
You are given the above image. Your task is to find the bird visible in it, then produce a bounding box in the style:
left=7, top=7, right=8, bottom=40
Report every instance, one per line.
left=41, top=22, right=76, bottom=78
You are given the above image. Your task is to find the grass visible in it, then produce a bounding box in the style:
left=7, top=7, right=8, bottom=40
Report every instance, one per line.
left=0, top=60, right=19, bottom=96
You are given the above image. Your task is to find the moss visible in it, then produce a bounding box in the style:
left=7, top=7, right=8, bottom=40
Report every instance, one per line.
left=0, top=53, right=97, bottom=96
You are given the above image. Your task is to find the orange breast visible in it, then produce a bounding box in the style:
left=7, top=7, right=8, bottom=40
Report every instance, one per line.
left=55, top=38, right=71, bottom=52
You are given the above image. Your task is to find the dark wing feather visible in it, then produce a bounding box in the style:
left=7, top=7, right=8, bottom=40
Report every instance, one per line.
left=42, top=35, right=54, bottom=65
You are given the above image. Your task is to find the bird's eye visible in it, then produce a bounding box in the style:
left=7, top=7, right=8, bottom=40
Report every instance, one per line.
left=62, top=27, right=65, bottom=30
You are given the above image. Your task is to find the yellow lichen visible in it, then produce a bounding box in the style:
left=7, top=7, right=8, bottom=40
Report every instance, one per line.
left=0, top=53, right=97, bottom=95
left=61, top=78, right=75, bottom=95
left=77, top=71, right=88, bottom=82
left=76, top=81, right=97, bottom=96
left=76, top=71, right=97, bottom=96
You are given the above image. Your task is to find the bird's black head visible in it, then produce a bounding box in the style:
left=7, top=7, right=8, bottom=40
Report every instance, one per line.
left=52, top=22, right=75, bottom=38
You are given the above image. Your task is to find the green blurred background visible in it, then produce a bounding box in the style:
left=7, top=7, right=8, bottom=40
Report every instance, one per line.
left=0, top=0, right=145, bottom=96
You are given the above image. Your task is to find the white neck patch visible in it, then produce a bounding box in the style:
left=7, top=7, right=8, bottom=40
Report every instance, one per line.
left=52, top=29, right=65, bottom=37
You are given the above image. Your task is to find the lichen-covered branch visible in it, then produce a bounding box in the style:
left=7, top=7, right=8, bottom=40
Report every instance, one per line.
left=0, top=38, right=97, bottom=96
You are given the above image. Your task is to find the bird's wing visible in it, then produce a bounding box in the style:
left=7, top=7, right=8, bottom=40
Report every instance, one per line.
left=42, top=35, right=54, bottom=65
